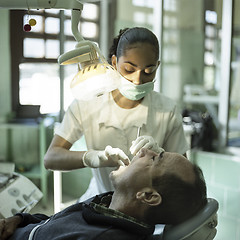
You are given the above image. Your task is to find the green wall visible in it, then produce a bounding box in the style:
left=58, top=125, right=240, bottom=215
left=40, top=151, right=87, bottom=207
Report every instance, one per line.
left=192, top=150, right=240, bottom=240
left=0, top=9, right=11, bottom=122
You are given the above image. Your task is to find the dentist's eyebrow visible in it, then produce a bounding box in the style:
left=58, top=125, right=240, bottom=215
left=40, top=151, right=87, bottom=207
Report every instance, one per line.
left=124, top=61, right=157, bottom=68
left=124, top=61, right=137, bottom=67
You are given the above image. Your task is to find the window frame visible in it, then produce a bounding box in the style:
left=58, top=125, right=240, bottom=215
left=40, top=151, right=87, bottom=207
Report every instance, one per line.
left=9, top=2, right=110, bottom=118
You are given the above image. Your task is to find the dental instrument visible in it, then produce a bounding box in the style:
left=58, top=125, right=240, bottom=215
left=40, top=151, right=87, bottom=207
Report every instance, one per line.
left=137, top=126, right=141, bottom=138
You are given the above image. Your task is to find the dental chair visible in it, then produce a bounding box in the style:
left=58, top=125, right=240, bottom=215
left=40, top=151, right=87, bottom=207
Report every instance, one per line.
left=159, top=198, right=219, bottom=240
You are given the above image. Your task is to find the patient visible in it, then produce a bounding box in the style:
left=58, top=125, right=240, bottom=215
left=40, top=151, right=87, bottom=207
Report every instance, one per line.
left=0, top=149, right=207, bottom=240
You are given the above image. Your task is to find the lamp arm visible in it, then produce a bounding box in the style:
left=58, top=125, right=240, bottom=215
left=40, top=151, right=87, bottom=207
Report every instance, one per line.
left=71, top=9, right=84, bottom=42
left=0, top=0, right=83, bottom=11
left=0, top=0, right=84, bottom=46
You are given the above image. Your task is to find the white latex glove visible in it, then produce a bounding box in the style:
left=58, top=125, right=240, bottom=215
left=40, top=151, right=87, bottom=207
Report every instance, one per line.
left=83, top=145, right=130, bottom=168
left=130, top=135, right=164, bottom=155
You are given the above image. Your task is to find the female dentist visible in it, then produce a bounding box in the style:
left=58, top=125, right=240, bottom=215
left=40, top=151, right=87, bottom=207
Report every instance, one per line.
left=44, top=27, right=189, bottom=200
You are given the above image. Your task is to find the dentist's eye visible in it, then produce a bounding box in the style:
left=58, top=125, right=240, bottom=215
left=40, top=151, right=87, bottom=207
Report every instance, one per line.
left=125, top=70, right=134, bottom=74
left=124, top=65, right=135, bottom=73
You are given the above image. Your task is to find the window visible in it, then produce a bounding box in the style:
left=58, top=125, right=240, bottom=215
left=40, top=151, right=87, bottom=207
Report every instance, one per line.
left=10, top=3, right=100, bottom=117
left=203, top=11, right=219, bottom=90
left=228, top=0, right=240, bottom=147
left=132, top=0, right=154, bottom=26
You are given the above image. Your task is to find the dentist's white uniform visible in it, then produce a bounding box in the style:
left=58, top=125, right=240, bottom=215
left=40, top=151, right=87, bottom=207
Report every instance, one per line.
left=55, top=91, right=189, bottom=201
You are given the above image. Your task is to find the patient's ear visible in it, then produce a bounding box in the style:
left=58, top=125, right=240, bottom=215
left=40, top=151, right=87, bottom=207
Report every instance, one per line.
left=136, top=188, right=162, bottom=206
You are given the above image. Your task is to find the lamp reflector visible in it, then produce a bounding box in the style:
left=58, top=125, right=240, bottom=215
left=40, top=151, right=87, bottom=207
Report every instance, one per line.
left=70, top=63, right=121, bottom=101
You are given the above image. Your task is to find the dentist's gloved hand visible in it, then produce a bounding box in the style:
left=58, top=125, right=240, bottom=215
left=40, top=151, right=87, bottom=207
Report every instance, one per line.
left=130, top=135, right=164, bottom=155
left=83, top=145, right=130, bottom=168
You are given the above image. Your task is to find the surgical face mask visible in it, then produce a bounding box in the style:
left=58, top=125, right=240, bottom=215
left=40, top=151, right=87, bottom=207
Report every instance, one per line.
left=118, top=76, right=155, bottom=100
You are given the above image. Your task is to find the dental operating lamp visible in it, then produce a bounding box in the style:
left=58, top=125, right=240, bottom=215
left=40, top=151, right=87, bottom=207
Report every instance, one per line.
left=0, top=0, right=121, bottom=100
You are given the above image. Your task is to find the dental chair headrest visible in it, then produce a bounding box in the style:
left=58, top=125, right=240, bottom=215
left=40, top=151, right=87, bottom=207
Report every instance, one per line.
left=161, top=198, right=219, bottom=240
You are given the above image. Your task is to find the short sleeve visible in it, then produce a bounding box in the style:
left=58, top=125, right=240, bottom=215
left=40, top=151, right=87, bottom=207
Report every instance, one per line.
left=54, top=100, right=84, bottom=144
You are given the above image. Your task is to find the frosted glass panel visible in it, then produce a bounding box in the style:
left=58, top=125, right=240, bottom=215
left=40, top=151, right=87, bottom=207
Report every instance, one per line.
left=133, top=12, right=146, bottom=24
left=64, top=19, right=72, bottom=36
left=23, top=15, right=43, bottom=33
left=46, top=40, right=59, bottom=58
left=81, top=3, right=98, bottom=20
left=24, top=38, right=44, bottom=58
left=81, top=22, right=97, bottom=38
left=65, top=41, right=76, bottom=52
left=45, top=17, right=60, bottom=34
left=45, top=9, right=60, bottom=14
left=19, top=63, right=60, bottom=114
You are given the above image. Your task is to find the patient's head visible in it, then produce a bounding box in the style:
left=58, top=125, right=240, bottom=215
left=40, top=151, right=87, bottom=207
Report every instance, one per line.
left=110, top=148, right=207, bottom=225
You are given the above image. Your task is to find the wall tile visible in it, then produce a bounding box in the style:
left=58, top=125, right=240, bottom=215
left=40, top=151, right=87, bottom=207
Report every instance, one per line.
left=213, top=157, right=240, bottom=189
left=195, top=159, right=213, bottom=183
left=206, top=185, right=224, bottom=213
left=226, top=189, right=240, bottom=218
left=215, top=214, right=238, bottom=240
left=193, top=151, right=240, bottom=240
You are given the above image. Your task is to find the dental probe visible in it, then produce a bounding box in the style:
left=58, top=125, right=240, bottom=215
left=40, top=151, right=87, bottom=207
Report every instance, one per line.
left=137, top=126, right=141, bottom=138
left=129, top=127, right=142, bottom=157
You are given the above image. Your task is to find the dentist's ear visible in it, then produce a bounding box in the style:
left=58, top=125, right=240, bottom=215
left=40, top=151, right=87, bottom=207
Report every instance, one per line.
left=136, top=188, right=162, bottom=206
left=111, top=55, right=117, bottom=69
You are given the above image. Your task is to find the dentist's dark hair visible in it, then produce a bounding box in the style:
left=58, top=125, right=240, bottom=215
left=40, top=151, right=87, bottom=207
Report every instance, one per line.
left=108, top=27, right=159, bottom=63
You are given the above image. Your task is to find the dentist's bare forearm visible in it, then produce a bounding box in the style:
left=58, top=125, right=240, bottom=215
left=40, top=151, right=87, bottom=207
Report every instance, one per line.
left=44, top=135, right=86, bottom=171
left=44, top=147, right=86, bottom=171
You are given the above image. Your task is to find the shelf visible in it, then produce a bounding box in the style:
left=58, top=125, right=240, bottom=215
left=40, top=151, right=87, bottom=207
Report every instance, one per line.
left=0, top=117, right=54, bottom=207
left=18, top=165, right=42, bottom=179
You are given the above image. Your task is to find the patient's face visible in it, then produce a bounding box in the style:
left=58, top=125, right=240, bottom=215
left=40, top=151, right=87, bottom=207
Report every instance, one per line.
left=110, top=148, right=195, bottom=191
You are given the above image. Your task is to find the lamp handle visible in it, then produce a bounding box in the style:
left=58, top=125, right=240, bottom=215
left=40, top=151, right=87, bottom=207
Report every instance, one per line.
left=71, top=9, right=84, bottom=42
